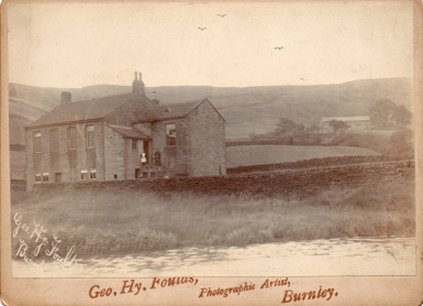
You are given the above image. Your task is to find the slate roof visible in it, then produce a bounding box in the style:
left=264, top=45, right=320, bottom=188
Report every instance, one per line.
left=28, top=93, right=146, bottom=128
left=152, top=100, right=202, bottom=121
left=106, top=124, right=151, bottom=140
left=135, top=98, right=225, bottom=122
left=27, top=93, right=224, bottom=128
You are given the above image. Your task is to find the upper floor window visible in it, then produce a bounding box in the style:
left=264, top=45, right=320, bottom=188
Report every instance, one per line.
left=86, top=124, right=96, bottom=148
left=165, top=123, right=176, bottom=146
left=33, top=131, right=42, bottom=153
left=132, top=139, right=138, bottom=151
left=67, top=126, right=77, bottom=150
left=87, top=149, right=96, bottom=169
left=49, top=128, right=59, bottom=152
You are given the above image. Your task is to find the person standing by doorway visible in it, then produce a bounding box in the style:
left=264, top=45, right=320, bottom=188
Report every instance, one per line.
left=153, top=149, right=161, bottom=167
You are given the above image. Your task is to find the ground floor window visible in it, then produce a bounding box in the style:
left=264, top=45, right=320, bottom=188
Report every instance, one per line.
left=165, top=123, right=176, bottom=146
left=132, top=139, right=138, bottom=151
left=42, top=173, right=49, bottom=182
left=90, top=169, right=97, bottom=179
left=55, top=172, right=62, bottom=182
left=35, top=173, right=42, bottom=182
left=81, top=170, right=88, bottom=180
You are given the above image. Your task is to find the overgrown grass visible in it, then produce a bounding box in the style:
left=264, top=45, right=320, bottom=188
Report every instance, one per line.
left=11, top=176, right=414, bottom=258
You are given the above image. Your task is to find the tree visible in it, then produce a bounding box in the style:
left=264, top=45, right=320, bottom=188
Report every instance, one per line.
left=369, top=99, right=412, bottom=129
left=328, top=120, right=350, bottom=133
left=305, top=124, right=320, bottom=133
left=274, top=118, right=305, bottom=135
left=394, top=105, right=412, bottom=127
left=384, top=128, right=413, bottom=158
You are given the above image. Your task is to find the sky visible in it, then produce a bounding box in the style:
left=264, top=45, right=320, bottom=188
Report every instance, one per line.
left=6, top=1, right=414, bottom=88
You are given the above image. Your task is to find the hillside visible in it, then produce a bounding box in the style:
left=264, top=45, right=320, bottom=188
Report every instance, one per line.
left=8, top=77, right=412, bottom=143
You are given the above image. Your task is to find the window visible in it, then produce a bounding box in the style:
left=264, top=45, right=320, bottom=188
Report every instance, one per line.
left=42, top=173, right=49, bottom=182
left=87, top=150, right=96, bottom=169
left=33, top=131, right=42, bottom=153
left=49, top=128, right=59, bottom=152
left=90, top=169, right=96, bottom=179
left=86, top=124, right=96, bottom=148
left=132, top=139, right=138, bottom=151
left=165, top=123, right=176, bottom=146
left=34, top=154, right=41, bottom=172
left=80, top=170, right=88, bottom=180
left=55, top=173, right=62, bottom=182
left=35, top=173, right=42, bottom=182
left=67, top=126, right=77, bottom=150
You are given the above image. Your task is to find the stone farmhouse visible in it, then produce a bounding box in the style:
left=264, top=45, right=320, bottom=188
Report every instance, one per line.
left=25, top=72, right=226, bottom=189
left=320, top=115, right=371, bottom=132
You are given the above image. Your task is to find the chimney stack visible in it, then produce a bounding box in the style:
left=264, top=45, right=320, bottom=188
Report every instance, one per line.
left=60, top=91, right=72, bottom=104
left=132, top=70, right=146, bottom=96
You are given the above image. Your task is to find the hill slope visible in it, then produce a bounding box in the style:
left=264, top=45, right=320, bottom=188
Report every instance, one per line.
left=9, top=77, right=411, bottom=143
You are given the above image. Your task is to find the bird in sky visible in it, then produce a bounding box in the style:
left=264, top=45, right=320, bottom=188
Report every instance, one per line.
left=216, top=13, right=227, bottom=17
left=197, top=27, right=207, bottom=31
left=300, top=77, right=307, bottom=81
left=274, top=46, right=284, bottom=50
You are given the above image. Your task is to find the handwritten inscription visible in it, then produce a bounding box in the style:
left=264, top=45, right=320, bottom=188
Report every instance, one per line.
left=12, top=212, right=78, bottom=267
left=87, top=277, right=339, bottom=304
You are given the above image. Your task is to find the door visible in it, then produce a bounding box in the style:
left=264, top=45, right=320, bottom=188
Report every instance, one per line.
left=143, top=141, right=150, bottom=163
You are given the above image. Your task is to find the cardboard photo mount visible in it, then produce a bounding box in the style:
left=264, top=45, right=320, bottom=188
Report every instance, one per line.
left=1, top=0, right=423, bottom=305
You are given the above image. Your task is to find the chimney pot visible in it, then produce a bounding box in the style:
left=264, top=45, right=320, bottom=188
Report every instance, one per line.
left=60, top=91, right=72, bottom=104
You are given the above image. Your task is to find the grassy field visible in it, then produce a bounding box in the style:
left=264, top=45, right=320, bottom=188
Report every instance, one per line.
left=11, top=175, right=414, bottom=258
left=226, top=144, right=379, bottom=168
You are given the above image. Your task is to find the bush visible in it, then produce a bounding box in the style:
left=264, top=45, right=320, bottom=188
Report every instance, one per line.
left=383, top=129, right=414, bottom=158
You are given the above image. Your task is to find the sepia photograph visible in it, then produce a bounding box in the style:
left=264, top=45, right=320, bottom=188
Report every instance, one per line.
left=1, top=0, right=422, bottom=305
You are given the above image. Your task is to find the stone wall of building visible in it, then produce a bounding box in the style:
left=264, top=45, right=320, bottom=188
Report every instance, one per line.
left=171, top=118, right=191, bottom=176
left=26, top=120, right=105, bottom=190
left=188, top=100, right=226, bottom=176
left=103, top=125, right=126, bottom=180
left=25, top=99, right=227, bottom=188
left=124, top=138, right=144, bottom=179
